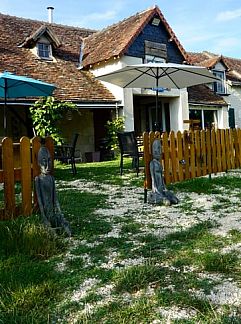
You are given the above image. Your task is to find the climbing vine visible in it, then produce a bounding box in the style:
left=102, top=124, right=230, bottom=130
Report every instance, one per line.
left=30, top=96, right=76, bottom=144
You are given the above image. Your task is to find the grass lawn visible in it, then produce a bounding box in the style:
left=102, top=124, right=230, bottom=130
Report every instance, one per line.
left=1, top=159, right=241, bottom=323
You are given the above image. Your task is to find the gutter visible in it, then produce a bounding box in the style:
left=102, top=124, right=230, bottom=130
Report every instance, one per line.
left=0, top=100, right=122, bottom=109
left=189, top=102, right=227, bottom=107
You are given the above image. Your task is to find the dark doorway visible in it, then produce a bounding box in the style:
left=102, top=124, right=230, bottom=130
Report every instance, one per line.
left=134, top=96, right=170, bottom=133
left=93, top=109, right=112, bottom=159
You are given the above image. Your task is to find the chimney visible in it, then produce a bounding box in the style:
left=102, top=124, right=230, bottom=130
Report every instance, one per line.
left=47, top=6, right=54, bottom=23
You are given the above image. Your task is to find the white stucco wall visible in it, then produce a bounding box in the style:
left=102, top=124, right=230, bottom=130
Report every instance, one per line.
left=217, top=105, right=229, bottom=129
left=169, top=89, right=189, bottom=132
left=224, top=83, right=241, bottom=128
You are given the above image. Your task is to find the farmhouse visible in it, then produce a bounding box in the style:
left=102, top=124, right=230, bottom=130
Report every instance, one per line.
left=0, top=5, right=233, bottom=160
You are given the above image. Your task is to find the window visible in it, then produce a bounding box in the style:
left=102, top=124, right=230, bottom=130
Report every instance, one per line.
left=189, top=109, right=217, bottom=130
left=213, top=70, right=226, bottom=94
left=37, top=42, right=52, bottom=59
left=144, top=40, right=167, bottom=62
left=145, top=55, right=166, bottom=63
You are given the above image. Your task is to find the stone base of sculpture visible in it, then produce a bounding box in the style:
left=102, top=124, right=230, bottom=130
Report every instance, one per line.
left=148, top=190, right=179, bottom=206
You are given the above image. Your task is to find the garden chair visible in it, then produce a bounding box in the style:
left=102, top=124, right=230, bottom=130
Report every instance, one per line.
left=54, top=133, right=80, bottom=175
left=117, top=131, right=142, bottom=176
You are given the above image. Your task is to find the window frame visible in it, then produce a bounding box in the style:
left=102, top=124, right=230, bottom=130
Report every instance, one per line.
left=212, top=70, right=226, bottom=94
left=145, top=55, right=166, bottom=63
left=37, top=42, right=53, bottom=60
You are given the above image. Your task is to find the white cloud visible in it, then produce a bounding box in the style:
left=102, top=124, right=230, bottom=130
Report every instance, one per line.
left=66, top=0, right=127, bottom=29
left=216, top=8, right=241, bottom=22
left=82, top=10, right=118, bottom=23
left=210, top=37, right=239, bottom=54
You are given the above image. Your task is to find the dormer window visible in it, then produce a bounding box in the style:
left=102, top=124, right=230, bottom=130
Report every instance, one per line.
left=145, top=55, right=166, bottom=63
left=212, top=70, right=226, bottom=94
left=37, top=42, right=52, bottom=59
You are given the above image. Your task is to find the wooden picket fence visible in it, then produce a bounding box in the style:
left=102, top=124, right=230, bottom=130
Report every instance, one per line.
left=143, top=128, right=241, bottom=189
left=0, top=136, right=54, bottom=220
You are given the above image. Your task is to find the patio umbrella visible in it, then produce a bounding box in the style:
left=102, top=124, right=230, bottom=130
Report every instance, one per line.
left=0, top=71, right=56, bottom=136
left=96, top=62, right=219, bottom=130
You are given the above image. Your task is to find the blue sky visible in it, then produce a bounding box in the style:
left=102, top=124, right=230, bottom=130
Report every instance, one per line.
left=1, top=0, right=241, bottom=58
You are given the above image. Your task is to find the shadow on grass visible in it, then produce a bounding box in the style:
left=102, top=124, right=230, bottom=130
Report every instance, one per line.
left=169, top=173, right=241, bottom=194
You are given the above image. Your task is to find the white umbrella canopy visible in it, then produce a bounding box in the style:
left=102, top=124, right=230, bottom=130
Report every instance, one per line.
left=96, top=62, right=219, bottom=130
left=96, top=62, right=219, bottom=89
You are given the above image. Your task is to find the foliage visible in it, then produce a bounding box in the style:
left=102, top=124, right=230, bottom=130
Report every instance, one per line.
left=29, top=96, right=76, bottom=144
left=105, top=116, right=125, bottom=151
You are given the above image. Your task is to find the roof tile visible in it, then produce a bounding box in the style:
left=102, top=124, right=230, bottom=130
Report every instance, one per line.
left=0, top=13, right=115, bottom=102
left=82, top=6, right=188, bottom=68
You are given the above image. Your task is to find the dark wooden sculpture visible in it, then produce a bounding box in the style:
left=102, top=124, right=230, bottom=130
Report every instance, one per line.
left=35, top=145, right=71, bottom=236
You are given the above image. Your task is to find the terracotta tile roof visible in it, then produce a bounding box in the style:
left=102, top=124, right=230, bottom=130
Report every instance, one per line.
left=0, top=13, right=115, bottom=102
left=188, top=51, right=227, bottom=68
left=188, top=51, right=241, bottom=83
left=222, top=57, right=241, bottom=83
left=188, top=84, right=227, bottom=106
left=82, top=5, right=188, bottom=68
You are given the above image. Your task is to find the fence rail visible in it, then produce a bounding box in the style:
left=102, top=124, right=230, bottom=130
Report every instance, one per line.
left=143, top=129, right=241, bottom=189
left=0, top=136, right=54, bottom=220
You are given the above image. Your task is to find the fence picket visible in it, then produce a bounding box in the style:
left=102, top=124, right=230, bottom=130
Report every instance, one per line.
left=216, top=130, right=222, bottom=172
left=162, top=132, right=170, bottom=184
left=211, top=129, right=217, bottom=173
left=206, top=130, right=212, bottom=175
left=2, top=138, right=15, bottom=219
left=220, top=130, right=227, bottom=171
left=183, top=131, right=190, bottom=180
left=177, top=131, right=184, bottom=181
left=233, top=129, right=240, bottom=168
left=189, top=131, right=196, bottom=178
left=170, top=131, right=177, bottom=182
left=200, top=130, right=207, bottom=176
left=195, top=130, right=201, bottom=177
left=20, top=137, right=32, bottom=216
left=225, top=129, right=231, bottom=170
left=238, top=129, right=241, bottom=166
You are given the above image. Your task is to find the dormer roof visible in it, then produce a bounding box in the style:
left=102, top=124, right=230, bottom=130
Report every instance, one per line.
left=188, top=51, right=229, bottom=69
left=188, top=51, right=241, bottom=83
left=19, top=25, right=61, bottom=48
left=82, top=5, right=188, bottom=68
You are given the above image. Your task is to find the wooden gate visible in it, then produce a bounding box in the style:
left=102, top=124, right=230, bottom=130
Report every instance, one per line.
left=144, top=129, right=241, bottom=189
left=0, top=136, right=54, bottom=220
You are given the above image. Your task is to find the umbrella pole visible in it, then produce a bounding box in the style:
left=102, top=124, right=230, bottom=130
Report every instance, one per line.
left=155, top=88, right=158, bottom=126
left=4, top=79, right=7, bottom=137
left=154, top=76, right=159, bottom=132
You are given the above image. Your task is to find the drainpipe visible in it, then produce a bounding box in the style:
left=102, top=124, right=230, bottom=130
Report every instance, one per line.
left=78, top=40, right=84, bottom=69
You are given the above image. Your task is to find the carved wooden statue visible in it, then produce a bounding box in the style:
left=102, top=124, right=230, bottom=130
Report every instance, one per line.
left=148, top=139, right=178, bottom=206
left=35, top=145, right=71, bottom=236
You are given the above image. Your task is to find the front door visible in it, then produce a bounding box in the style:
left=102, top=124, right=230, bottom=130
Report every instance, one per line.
left=149, top=102, right=170, bottom=132
left=133, top=96, right=170, bottom=133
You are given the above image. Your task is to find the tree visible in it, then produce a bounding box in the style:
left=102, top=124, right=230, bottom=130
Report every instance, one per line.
left=29, top=96, right=76, bottom=144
